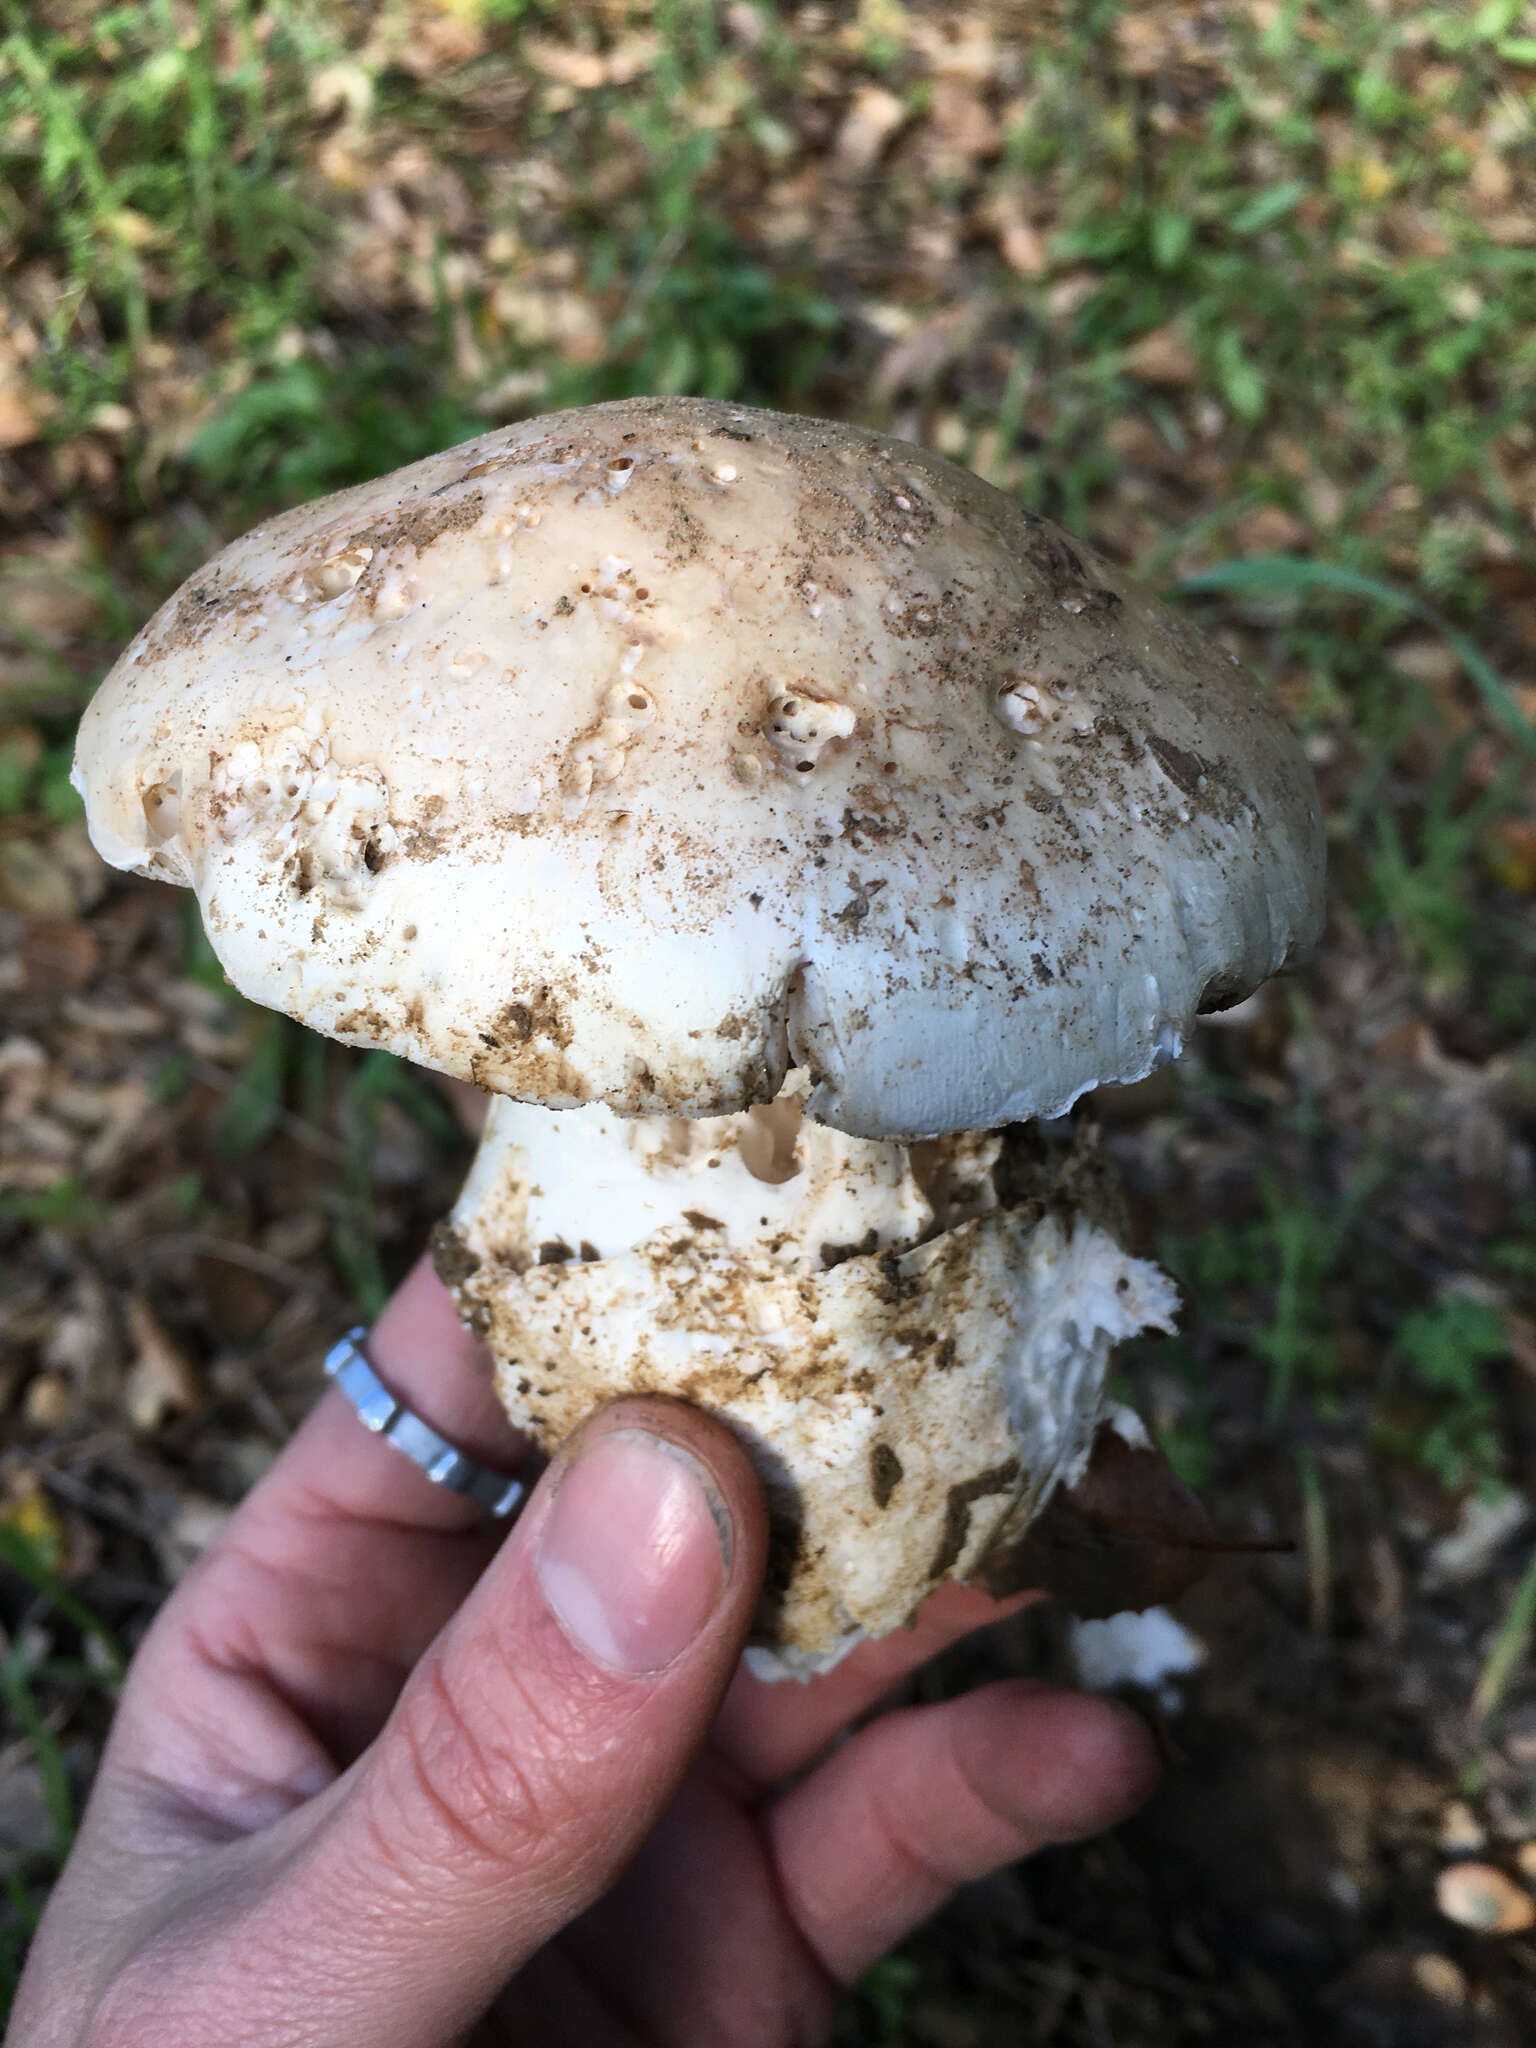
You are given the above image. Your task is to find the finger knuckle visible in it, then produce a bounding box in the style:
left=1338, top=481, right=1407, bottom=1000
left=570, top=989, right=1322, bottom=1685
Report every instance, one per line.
left=365, top=1650, right=576, bottom=1887
left=85, top=1954, right=219, bottom=2048
left=870, top=1783, right=972, bottom=1894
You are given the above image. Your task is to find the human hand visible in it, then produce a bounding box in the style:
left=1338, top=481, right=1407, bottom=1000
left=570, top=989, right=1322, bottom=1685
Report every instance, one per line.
left=12, top=1256, right=1158, bottom=2047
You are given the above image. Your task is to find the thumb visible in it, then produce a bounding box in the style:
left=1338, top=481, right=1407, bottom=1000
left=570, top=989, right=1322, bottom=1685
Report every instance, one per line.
left=266, top=1398, right=766, bottom=2045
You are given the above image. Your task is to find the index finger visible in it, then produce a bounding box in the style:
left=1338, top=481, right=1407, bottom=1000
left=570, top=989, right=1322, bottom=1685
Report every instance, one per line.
left=714, top=1581, right=1044, bottom=1786
left=110, top=1257, right=536, bottom=1810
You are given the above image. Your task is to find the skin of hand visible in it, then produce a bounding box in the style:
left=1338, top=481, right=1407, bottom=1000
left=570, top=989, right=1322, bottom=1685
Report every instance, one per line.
left=11, top=1256, right=1159, bottom=2048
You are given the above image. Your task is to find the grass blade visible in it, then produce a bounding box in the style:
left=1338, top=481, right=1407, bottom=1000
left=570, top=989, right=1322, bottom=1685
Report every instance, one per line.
left=1470, top=1542, right=1536, bottom=1736
left=0, top=1524, right=125, bottom=1682
left=0, top=1662, right=74, bottom=1856
left=1172, top=556, right=1536, bottom=763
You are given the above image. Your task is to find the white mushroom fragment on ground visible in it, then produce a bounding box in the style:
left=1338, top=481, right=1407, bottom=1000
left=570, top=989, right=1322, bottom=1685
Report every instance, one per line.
left=1068, top=1602, right=1207, bottom=1713
left=72, top=396, right=1325, bottom=1677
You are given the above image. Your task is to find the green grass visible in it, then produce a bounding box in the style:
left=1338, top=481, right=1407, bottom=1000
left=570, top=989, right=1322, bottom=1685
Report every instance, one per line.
left=970, top=0, right=1536, bottom=1031
left=330, top=1049, right=467, bottom=1316
left=0, top=1523, right=124, bottom=2008
left=997, top=3, right=1536, bottom=510
left=0, top=728, right=85, bottom=824
left=169, top=892, right=469, bottom=1315
left=1119, top=1067, right=1520, bottom=1500
left=0, top=0, right=340, bottom=428
left=178, top=0, right=842, bottom=516
left=185, top=346, right=489, bottom=513
left=1380, top=1295, right=1510, bottom=1496
left=1472, top=1541, right=1536, bottom=1737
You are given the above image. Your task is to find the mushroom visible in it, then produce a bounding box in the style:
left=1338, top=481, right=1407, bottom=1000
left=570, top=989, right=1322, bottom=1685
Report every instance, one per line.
left=73, top=397, right=1325, bottom=1677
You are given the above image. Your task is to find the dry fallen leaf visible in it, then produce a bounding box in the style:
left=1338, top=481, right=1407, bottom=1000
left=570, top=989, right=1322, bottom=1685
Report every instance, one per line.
left=1115, top=14, right=1174, bottom=79
left=0, top=377, right=52, bottom=450
left=907, top=16, right=999, bottom=83
left=925, top=80, right=999, bottom=168
left=19, top=919, right=100, bottom=991
left=21, top=1369, right=74, bottom=1430
left=1439, top=1800, right=1487, bottom=1855
left=523, top=35, right=656, bottom=91
left=0, top=840, right=79, bottom=918
left=985, top=1422, right=1233, bottom=1616
left=1469, top=153, right=1514, bottom=210
left=165, top=1494, right=234, bottom=1578
left=1483, top=817, right=1536, bottom=896
left=1392, top=635, right=1463, bottom=690
left=1122, top=322, right=1198, bottom=387
left=835, top=85, right=906, bottom=171
left=874, top=301, right=990, bottom=400
left=1232, top=506, right=1308, bottom=554
left=400, top=5, right=487, bottom=76
left=123, top=1294, right=204, bottom=1433
left=996, top=215, right=1046, bottom=278
left=1410, top=1952, right=1467, bottom=2006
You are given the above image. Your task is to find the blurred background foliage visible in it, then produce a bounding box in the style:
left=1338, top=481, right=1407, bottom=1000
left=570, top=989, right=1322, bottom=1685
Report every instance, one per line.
left=1, top=2, right=1535, bottom=2038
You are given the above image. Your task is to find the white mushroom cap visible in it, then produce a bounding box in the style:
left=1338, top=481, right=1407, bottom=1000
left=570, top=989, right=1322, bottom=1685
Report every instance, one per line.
left=74, top=397, right=1323, bottom=1140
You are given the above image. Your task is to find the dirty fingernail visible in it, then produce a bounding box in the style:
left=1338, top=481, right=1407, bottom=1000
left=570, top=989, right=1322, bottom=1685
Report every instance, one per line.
left=535, top=1429, right=731, bottom=1675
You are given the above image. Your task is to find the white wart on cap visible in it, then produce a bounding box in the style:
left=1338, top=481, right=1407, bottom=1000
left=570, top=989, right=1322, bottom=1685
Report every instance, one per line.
left=74, top=396, right=1324, bottom=1142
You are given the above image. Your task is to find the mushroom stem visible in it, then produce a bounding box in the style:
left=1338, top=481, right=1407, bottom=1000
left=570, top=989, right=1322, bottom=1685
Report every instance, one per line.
left=437, top=1080, right=1181, bottom=1679
left=443, top=1072, right=999, bottom=1279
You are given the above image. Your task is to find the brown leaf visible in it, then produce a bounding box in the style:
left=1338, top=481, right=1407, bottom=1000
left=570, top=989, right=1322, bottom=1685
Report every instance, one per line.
left=0, top=378, right=52, bottom=451
left=1469, top=154, right=1514, bottom=210
left=0, top=839, right=79, bottom=918
left=0, top=722, right=43, bottom=774
left=21, top=1369, right=74, bottom=1430
left=196, top=1253, right=283, bottom=1343
left=401, top=8, right=487, bottom=76
left=0, top=535, right=101, bottom=642
left=874, top=301, right=990, bottom=400
left=1391, top=634, right=1462, bottom=690
left=1115, top=14, right=1174, bottom=79
left=908, top=18, right=999, bottom=83
left=1231, top=505, right=1308, bottom=553
left=524, top=35, right=656, bottom=91
left=1123, top=322, right=1197, bottom=387
left=123, top=1294, right=203, bottom=1432
left=984, top=1422, right=1229, bottom=1615
left=19, top=919, right=100, bottom=990
left=836, top=85, right=906, bottom=171
left=926, top=80, right=999, bottom=166
left=997, top=217, right=1047, bottom=278
left=1484, top=818, right=1536, bottom=896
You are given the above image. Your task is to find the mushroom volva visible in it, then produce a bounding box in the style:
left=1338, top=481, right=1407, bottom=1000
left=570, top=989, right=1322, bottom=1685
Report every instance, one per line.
left=73, top=398, right=1325, bottom=1677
